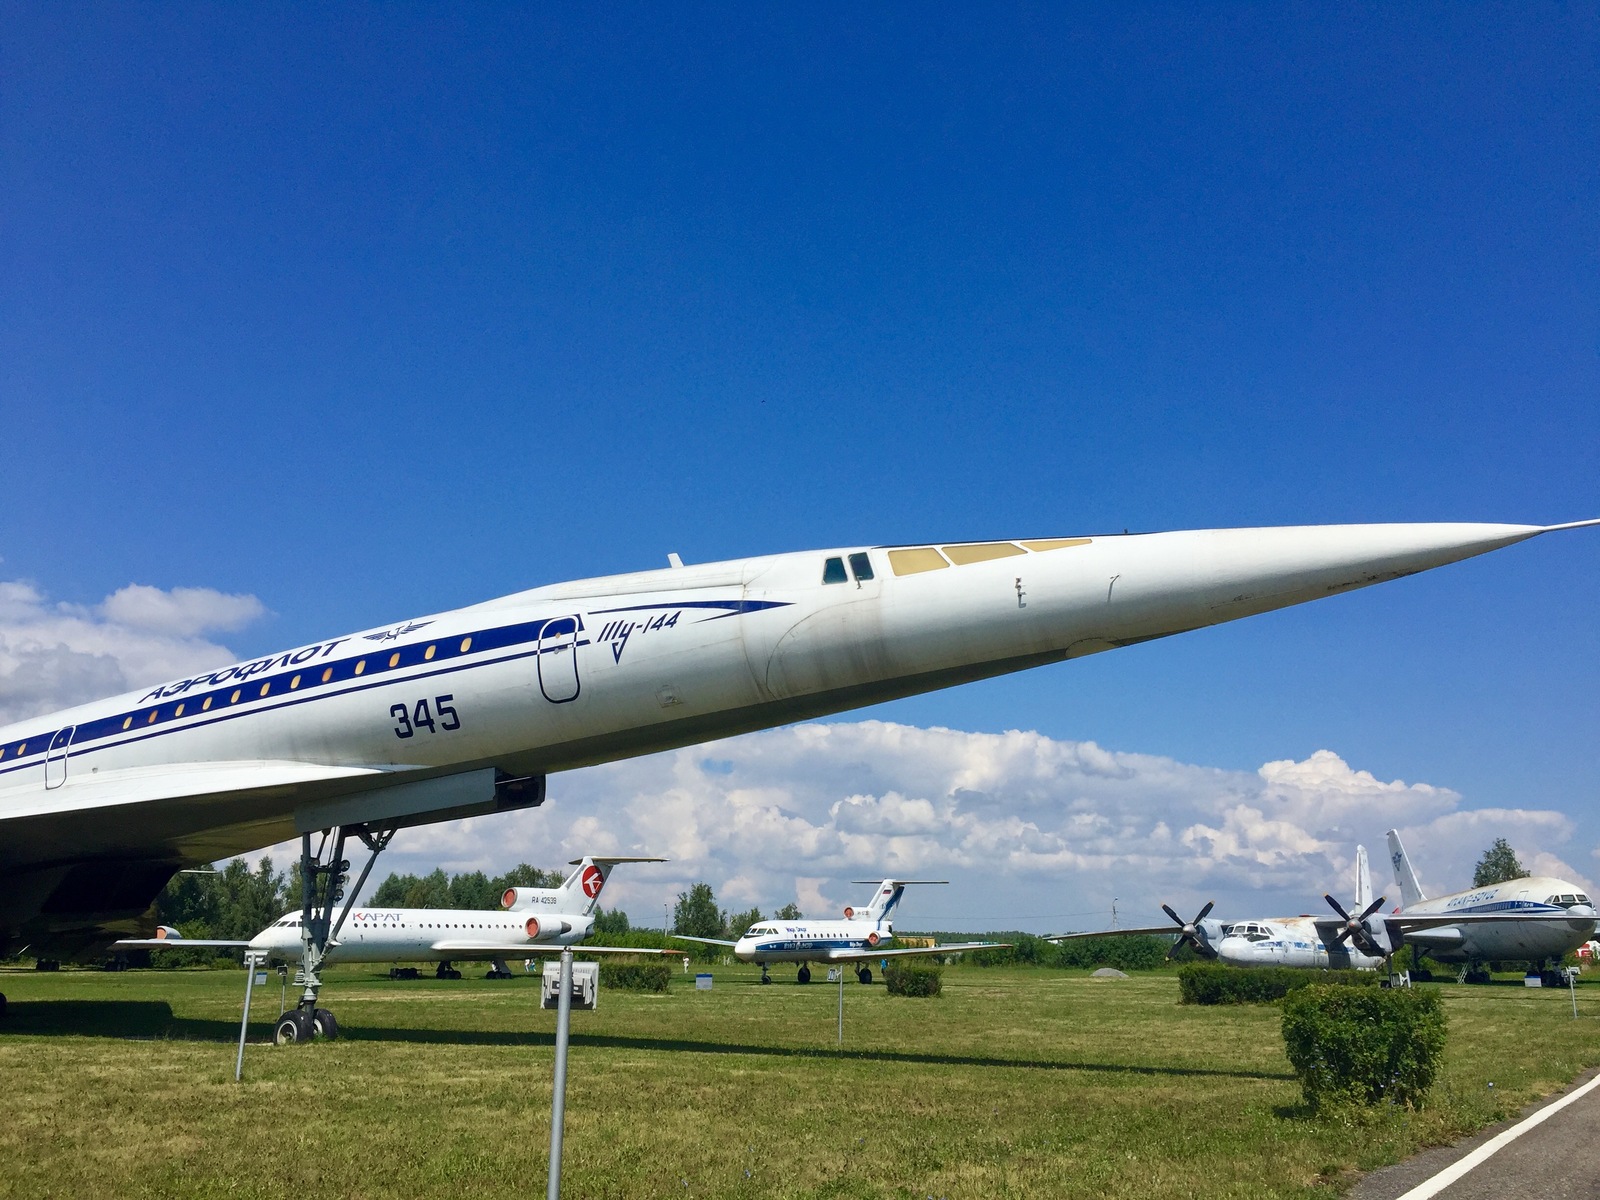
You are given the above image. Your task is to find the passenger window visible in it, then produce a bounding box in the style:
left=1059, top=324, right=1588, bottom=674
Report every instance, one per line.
left=822, top=557, right=848, bottom=585
left=848, top=552, right=874, bottom=582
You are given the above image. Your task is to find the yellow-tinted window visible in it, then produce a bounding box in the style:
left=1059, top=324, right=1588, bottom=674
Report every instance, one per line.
left=888, top=548, right=950, bottom=575
left=424, top=645, right=436, bottom=661
left=230, top=689, right=242, bottom=703
left=260, top=683, right=271, bottom=697
left=147, top=710, right=158, bottom=724
left=202, top=696, right=213, bottom=711
left=388, top=653, right=400, bottom=668
left=1020, top=537, right=1093, bottom=552
left=122, top=717, right=133, bottom=730
left=290, top=675, right=301, bottom=690
left=942, top=542, right=1025, bottom=565
left=354, top=661, right=366, bottom=676
left=174, top=703, right=185, bottom=717
left=460, top=637, right=472, bottom=653
left=321, top=667, right=333, bottom=683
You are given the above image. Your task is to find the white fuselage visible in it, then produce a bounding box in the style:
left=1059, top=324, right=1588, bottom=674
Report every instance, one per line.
left=248, top=906, right=596, bottom=964
left=1, top=520, right=1582, bottom=952
left=1214, top=918, right=1384, bottom=971
left=1398, top=877, right=1598, bottom=964
left=733, top=919, right=896, bottom=965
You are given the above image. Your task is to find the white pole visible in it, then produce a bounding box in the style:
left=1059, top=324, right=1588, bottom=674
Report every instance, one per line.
left=547, top=947, right=574, bottom=1200
left=235, top=952, right=262, bottom=1082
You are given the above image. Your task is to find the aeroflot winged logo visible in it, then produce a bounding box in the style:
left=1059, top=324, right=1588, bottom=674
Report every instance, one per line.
left=365, top=621, right=434, bottom=643
left=581, top=865, right=604, bottom=899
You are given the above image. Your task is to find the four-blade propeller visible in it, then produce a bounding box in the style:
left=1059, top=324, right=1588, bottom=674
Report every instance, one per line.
left=1324, top=893, right=1388, bottom=955
left=1161, top=901, right=1216, bottom=959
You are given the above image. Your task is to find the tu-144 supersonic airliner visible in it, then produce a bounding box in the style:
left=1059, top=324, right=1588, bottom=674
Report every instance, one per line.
left=3, top=518, right=1597, bottom=1029
left=672, top=879, right=1005, bottom=984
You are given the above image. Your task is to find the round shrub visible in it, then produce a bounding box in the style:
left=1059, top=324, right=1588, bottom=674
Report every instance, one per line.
left=1281, top=983, right=1447, bottom=1110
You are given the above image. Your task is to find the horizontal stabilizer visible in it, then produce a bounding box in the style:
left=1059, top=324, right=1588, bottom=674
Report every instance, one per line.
left=566, top=856, right=667, bottom=866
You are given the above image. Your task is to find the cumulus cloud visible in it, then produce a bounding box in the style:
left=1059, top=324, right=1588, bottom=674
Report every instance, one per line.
left=338, top=721, right=1583, bottom=933
left=0, top=579, right=268, bottom=724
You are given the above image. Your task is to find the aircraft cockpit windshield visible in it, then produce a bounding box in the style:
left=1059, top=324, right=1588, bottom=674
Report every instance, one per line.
left=1546, top=894, right=1592, bottom=908
left=1230, top=922, right=1272, bottom=942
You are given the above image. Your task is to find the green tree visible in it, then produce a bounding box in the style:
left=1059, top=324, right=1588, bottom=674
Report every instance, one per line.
left=402, top=868, right=453, bottom=909
left=725, top=907, right=763, bottom=939
left=1472, top=838, right=1526, bottom=887
left=593, top=906, right=631, bottom=934
left=775, top=902, right=803, bottom=920
left=673, top=882, right=723, bottom=939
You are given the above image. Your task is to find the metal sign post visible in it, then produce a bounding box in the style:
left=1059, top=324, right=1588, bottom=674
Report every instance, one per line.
left=546, top=947, right=574, bottom=1200
left=837, top=970, right=844, bottom=1046
left=236, top=951, right=266, bottom=1082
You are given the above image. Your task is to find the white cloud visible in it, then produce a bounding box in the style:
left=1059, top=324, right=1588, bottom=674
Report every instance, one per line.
left=0, top=579, right=269, bottom=725
left=323, top=721, right=1582, bottom=933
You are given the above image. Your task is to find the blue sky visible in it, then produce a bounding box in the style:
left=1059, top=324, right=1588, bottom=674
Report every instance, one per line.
left=3, top=7, right=1597, bottom=926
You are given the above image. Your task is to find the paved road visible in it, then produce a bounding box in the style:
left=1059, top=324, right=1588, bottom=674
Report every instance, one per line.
left=1351, top=1067, right=1600, bottom=1200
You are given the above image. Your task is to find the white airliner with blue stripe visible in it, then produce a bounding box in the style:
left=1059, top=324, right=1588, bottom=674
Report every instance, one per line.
left=3, top=518, right=1597, bottom=960
left=672, top=879, right=1004, bottom=984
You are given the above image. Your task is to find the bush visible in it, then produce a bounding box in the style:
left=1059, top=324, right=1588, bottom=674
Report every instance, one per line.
left=884, top=961, right=943, bottom=997
left=597, top=959, right=672, bottom=993
left=1178, top=963, right=1380, bottom=1005
left=1282, top=984, right=1447, bottom=1110
left=1051, top=934, right=1170, bottom=972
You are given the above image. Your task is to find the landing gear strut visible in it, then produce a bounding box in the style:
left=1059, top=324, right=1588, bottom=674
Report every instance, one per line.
left=281, top=822, right=395, bottom=1042
left=435, top=961, right=462, bottom=980
left=759, top=965, right=771, bottom=985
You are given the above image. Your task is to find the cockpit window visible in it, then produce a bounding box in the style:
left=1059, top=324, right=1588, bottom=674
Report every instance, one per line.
left=822, top=557, right=848, bottom=585
left=848, top=552, right=874, bottom=582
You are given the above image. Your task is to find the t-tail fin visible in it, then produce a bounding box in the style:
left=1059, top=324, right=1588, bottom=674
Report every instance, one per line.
left=1355, top=845, right=1373, bottom=910
left=556, top=855, right=667, bottom=915
left=846, top=879, right=947, bottom=925
left=1385, top=829, right=1426, bottom=908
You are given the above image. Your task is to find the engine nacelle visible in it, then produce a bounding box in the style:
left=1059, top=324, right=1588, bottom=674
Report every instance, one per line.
left=502, top=887, right=558, bottom=911
left=154, top=926, right=183, bottom=940
left=523, top=916, right=574, bottom=941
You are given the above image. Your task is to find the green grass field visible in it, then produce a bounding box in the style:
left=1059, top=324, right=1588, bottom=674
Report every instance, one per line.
left=3, top=962, right=1599, bottom=1199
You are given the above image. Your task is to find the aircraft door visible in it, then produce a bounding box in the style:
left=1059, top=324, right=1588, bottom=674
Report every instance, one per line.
left=44, top=725, right=74, bottom=790
left=537, top=616, right=582, bottom=703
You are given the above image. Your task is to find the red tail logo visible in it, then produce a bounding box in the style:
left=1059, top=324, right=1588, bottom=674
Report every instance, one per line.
left=581, top=864, right=604, bottom=899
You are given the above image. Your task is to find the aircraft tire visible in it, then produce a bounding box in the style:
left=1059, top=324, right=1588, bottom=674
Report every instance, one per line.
left=858, top=968, right=872, bottom=985
left=760, top=976, right=771, bottom=985
left=274, top=1010, right=313, bottom=1045
left=797, top=966, right=811, bottom=984
left=0, top=991, right=7, bottom=1018
left=312, top=1008, right=338, bottom=1040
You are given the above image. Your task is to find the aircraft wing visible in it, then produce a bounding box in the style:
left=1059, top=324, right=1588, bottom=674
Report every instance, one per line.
left=428, top=941, right=678, bottom=957
left=1387, top=912, right=1600, bottom=929
left=823, top=941, right=1009, bottom=962
left=3, top=760, right=533, bottom=958
left=111, top=938, right=254, bottom=948
left=1046, top=927, right=1176, bottom=941
left=668, top=935, right=738, bottom=947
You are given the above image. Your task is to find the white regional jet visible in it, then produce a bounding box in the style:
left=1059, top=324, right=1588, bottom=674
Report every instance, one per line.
left=3, top=519, right=1597, bottom=1030
left=117, top=856, right=671, bottom=1040
left=672, top=880, right=1003, bottom=984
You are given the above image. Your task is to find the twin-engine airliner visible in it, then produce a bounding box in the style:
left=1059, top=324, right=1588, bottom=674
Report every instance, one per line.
left=1057, top=837, right=1599, bottom=981
left=673, top=879, right=1004, bottom=983
left=3, top=518, right=1596, bottom=1028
